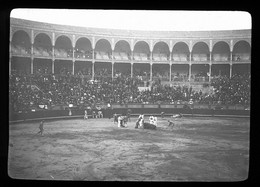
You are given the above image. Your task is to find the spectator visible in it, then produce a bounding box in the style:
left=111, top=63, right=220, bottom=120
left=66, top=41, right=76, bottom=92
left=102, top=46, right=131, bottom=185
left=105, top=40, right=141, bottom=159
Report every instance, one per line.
left=9, top=68, right=250, bottom=113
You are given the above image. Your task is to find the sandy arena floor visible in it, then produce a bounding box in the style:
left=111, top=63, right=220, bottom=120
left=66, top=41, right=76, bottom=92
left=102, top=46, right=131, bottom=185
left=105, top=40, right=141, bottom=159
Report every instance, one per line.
left=8, top=116, right=250, bottom=181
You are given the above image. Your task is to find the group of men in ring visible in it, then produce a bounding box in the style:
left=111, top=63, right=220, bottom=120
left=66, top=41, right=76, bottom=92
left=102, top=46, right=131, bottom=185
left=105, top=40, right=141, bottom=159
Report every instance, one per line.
left=114, top=112, right=183, bottom=130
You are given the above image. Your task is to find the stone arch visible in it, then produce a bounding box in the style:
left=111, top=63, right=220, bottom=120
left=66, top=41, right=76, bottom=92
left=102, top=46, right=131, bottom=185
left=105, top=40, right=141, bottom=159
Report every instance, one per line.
left=75, top=35, right=92, bottom=46
left=95, top=39, right=112, bottom=60
left=11, top=28, right=31, bottom=42
left=75, top=37, right=92, bottom=51
left=95, top=38, right=112, bottom=52
left=232, top=40, right=251, bottom=61
left=172, top=42, right=190, bottom=62
left=152, top=41, right=170, bottom=61
left=33, top=31, right=52, bottom=44
left=114, top=40, right=131, bottom=60
left=34, top=33, right=52, bottom=48
left=133, top=41, right=150, bottom=61
left=153, top=41, right=170, bottom=54
left=191, top=41, right=210, bottom=62
left=212, top=39, right=231, bottom=51
left=233, top=39, right=251, bottom=50
left=94, top=37, right=112, bottom=50
left=74, top=37, right=93, bottom=59
left=54, top=33, right=73, bottom=46
left=133, top=41, right=150, bottom=53
left=11, top=30, right=31, bottom=54
left=233, top=40, right=251, bottom=53
left=134, top=39, right=151, bottom=52
left=114, top=40, right=131, bottom=52
left=54, top=35, right=73, bottom=58
left=212, top=41, right=230, bottom=61
left=33, top=33, right=53, bottom=57
left=152, top=40, right=170, bottom=52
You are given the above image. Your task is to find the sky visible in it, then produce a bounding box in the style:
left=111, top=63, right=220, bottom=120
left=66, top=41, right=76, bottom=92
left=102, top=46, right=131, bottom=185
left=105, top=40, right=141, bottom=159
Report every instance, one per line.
left=10, top=9, right=252, bottom=31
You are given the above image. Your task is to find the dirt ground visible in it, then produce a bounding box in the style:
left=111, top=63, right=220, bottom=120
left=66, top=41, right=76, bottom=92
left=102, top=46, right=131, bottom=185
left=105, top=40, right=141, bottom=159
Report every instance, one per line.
left=8, top=116, right=250, bottom=181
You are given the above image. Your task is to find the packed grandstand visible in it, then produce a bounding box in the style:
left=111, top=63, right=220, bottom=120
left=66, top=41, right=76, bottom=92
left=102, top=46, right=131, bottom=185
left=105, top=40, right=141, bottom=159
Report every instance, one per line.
left=9, top=18, right=251, bottom=113
left=9, top=68, right=250, bottom=113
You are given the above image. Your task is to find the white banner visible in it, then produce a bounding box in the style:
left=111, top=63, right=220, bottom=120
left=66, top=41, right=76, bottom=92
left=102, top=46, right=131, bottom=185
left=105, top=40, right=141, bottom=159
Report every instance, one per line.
left=138, top=86, right=151, bottom=92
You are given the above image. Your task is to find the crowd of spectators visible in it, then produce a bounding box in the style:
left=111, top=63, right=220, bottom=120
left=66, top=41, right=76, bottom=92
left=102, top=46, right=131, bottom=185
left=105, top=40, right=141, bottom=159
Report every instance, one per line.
left=211, top=73, right=250, bottom=105
left=9, top=68, right=250, bottom=112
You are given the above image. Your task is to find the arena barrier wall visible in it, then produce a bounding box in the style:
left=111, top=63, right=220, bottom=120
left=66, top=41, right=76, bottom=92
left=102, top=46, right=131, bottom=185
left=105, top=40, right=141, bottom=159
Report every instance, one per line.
left=9, top=104, right=250, bottom=123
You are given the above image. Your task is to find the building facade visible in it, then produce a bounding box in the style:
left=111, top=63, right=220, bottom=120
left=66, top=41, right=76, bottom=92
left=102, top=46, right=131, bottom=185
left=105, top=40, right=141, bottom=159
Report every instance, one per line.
left=10, top=18, right=251, bottom=83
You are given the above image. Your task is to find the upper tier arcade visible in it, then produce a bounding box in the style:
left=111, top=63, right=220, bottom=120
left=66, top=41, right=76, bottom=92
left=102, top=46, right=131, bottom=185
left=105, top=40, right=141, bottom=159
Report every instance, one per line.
left=10, top=18, right=251, bottom=82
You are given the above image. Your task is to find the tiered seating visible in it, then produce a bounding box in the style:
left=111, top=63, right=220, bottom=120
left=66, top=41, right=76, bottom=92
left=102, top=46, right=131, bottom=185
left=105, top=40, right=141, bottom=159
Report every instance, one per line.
left=100, top=51, right=109, bottom=60
left=54, top=49, right=68, bottom=58
left=213, top=54, right=220, bottom=61
left=192, top=54, right=208, bottom=61
left=160, top=54, right=167, bottom=61
left=120, top=52, right=128, bottom=60
left=180, top=54, right=188, bottom=61
left=33, top=48, right=41, bottom=56
left=172, top=54, right=188, bottom=61
left=134, top=53, right=141, bottom=61
left=140, top=53, right=148, bottom=61
left=42, top=50, right=50, bottom=57
left=12, top=45, right=30, bottom=55
left=18, top=46, right=29, bottom=55
left=200, top=54, right=207, bottom=61
left=153, top=53, right=160, bottom=61
left=172, top=54, right=180, bottom=61
left=34, top=47, right=51, bottom=57
left=192, top=54, right=200, bottom=61
left=221, top=56, right=228, bottom=61
left=95, top=52, right=102, bottom=59
left=60, top=49, right=67, bottom=58
left=11, top=45, right=18, bottom=53
left=213, top=54, right=229, bottom=61
left=54, top=49, right=59, bottom=57
left=233, top=53, right=250, bottom=61
left=75, top=50, right=92, bottom=59
left=113, top=52, right=121, bottom=60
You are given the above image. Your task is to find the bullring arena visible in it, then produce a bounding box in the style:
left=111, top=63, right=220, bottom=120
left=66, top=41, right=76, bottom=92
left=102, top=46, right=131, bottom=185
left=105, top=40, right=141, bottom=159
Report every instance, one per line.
left=9, top=115, right=249, bottom=181
left=9, top=12, right=250, bottom=181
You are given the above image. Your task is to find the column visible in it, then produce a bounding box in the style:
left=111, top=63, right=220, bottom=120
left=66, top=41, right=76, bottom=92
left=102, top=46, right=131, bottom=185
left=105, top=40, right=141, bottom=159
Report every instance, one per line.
left=169, top=63, right=172, bottom=82
left=92, top=61, right=95, bottom=80
left=111, top=50, right=114, bottom=79
left=131, top=51, right=134, bottom=78
left=230, top=64, right=232, bottom=78
left=189, top=64, right=192, bottom=82
left=9, top=42, right=11, bottom=75
left=150, top=51, right=152, bottom=81
left=189, top=52, right=192, bottom=82
left=31, top=42, right=34, bottom=74
left=52, top=45, right=55, bottom=74
left=52, top=32, right=55, bottom=74
left=131, top=63, right=133, bottom=78
left=72, top=60, right=75, bottom=75
left=112, top=62, right=114, bottom=79
left=31, top=57, right=34, bottom=74
left=209, top=64, right=212, bottom=82
left=230, top=51, right=233, bottom=78
left=150, top=63, right=152, bottom=81
left=72, top=47, right=75, bottom=75
left=92, top=46, right=95, bottom=80
left=209, top=52, right=212, bottom=82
